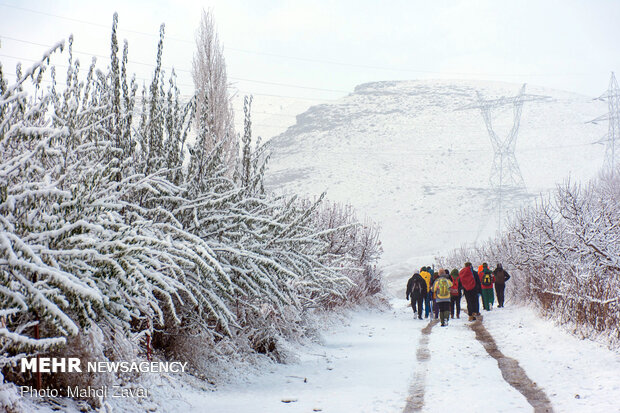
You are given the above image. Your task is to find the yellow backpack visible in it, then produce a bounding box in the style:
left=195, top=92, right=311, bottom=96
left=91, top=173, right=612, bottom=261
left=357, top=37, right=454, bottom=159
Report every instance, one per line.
left=436, top=278, right=451, bottom=299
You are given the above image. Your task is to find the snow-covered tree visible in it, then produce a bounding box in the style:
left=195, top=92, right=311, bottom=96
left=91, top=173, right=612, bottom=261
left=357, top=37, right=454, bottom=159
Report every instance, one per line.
left=192, top=9, right=237, bottom=176
left=440, top=170, right=620, bottom=347
left=0, top=13, right=384, bottom=394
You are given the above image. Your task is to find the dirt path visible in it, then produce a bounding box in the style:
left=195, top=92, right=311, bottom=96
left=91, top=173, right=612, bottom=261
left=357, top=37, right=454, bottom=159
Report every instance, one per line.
left=402, top=319, right=437, bottom=413
left=469, top=320, right=554, bottom=413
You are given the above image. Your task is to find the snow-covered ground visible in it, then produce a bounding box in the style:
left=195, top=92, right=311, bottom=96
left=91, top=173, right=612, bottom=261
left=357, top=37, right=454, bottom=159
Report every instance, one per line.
left=159, top=296, right=619, bottom=413
left=15, top=291, right=620, bottom=412
left=192, top=298, right=620, bottom=413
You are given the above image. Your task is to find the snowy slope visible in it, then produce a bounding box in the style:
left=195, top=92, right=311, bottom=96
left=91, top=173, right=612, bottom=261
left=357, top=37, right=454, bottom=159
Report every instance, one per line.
left=264, top=80, right=608, bottom=265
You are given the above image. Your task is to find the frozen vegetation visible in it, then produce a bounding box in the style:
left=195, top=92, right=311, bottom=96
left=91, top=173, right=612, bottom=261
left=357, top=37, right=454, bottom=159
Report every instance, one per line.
left=0, top=14, right=383, bottom=410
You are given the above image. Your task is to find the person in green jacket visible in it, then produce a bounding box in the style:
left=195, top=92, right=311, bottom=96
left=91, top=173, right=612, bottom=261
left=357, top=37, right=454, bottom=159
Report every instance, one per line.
left=480, top=262, right=495, bottom=311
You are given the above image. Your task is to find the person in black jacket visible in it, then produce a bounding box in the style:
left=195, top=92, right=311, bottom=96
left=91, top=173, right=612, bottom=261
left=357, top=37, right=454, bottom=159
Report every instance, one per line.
left=406, top=272, right=427, bottom=319
left=492, top=263, right=511, bottom=307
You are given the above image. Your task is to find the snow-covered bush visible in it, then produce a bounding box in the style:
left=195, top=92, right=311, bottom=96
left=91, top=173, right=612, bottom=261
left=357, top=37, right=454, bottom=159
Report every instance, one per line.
left=0, top=372, right=21, bottom=413
left=0, top=13, right=383, bottom=395
left=440, top=170, right=620, bottom=347
left=310, top=201, right=384, bottom=307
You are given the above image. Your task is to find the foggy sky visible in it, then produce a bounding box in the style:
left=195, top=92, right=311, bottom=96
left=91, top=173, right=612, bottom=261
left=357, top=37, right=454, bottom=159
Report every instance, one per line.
left=1, top=0, right=620, bottom=102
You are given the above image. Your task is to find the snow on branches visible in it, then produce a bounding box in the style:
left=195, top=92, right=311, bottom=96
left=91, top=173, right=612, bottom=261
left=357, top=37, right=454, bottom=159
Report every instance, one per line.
left=440, top=171, right=620, bottom=347
left=0, top=14, right=383, bottom=381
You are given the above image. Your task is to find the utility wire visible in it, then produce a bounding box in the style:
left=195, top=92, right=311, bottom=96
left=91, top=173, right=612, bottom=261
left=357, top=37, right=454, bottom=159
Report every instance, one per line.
left=0, top=52, right=339, bottom=102
left=0, top=35, right=350, bottom=94
left=0, top=53, right=604, bottom=143
left=0, top=2, right=607, bottom=78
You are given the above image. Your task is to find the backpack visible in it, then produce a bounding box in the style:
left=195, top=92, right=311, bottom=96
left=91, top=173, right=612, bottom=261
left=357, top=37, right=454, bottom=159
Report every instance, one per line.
left=449, top=277, right=459, bottom=296
left=436, top=278, right=451, bottom=300
left=459, top=267, right=476, bottom=291
left=482, top=273, right=493, bottom=286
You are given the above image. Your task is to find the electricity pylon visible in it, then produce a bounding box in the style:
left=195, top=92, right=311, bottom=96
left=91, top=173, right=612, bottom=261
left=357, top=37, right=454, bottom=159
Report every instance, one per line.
left=458, top=84, right=550, bottom=232
left=588, top=72, right=620, bottom=175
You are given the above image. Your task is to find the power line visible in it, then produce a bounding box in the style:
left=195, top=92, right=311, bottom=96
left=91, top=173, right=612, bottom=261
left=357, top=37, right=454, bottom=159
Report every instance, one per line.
left=254, top=141, right=596, bottom=155
left=0, top=2, right=608, bottom=79
left=0, top=51, right=339, bottom=103
left=0, top=3, right=179, bottom=40
left=5, top=49, right=600, bottom=136
left=0, top=35, right=349, bottom=94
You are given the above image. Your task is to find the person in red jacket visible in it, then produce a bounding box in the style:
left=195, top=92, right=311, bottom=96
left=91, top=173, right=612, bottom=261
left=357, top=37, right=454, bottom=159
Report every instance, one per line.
left=459, top=262, right=480, bottom=321
left=449, top=268, right=461, bottom=319
left=480, top=262, right=495, bottom=311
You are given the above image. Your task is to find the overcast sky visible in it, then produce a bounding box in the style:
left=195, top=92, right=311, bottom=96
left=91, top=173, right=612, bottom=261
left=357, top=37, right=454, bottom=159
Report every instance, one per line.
left=2, top=0, right=620, bottom=104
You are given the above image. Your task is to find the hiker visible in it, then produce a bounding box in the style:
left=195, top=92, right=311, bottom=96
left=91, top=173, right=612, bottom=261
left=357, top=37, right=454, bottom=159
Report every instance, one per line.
left=459, top=262, right=480, bottom=321
left=431, top=269, right=442, bottom=319
left=492, top=263, right=511, bottom=307
left=480, top=262, right=495, bottom=311
left=433, top=271, right=453, bottom=326
left=406, top=272, right=427, bottom=319
left=471, top=264, right=484, bottom=308
left=420, top=267, right=432, bottom=318
left=449, top=268, right=462, bottom=318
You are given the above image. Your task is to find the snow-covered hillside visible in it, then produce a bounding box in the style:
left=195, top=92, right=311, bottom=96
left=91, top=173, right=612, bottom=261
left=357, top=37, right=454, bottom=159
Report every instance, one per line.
left=265, top=79, right=608, bottom=265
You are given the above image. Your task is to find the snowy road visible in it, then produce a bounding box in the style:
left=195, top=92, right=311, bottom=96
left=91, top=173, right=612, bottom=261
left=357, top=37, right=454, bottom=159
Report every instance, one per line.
left=166, top=298, right=620, bottom=413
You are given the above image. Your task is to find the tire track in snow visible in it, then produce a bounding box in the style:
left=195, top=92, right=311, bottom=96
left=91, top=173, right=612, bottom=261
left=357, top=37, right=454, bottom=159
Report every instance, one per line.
left=470, top=320, right=554, bottom=413
left=403, top=319, right=438, bottom=413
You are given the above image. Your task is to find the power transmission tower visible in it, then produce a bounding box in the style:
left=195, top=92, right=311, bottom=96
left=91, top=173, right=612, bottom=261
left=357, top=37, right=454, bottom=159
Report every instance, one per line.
left=588, top=72, right=620, bottom=175
left=458, top=84, right=549, bottom=232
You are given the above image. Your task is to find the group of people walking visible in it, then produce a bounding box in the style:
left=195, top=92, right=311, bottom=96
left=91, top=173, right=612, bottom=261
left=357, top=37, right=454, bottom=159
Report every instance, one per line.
left=405, top=262, right=511, bottom=325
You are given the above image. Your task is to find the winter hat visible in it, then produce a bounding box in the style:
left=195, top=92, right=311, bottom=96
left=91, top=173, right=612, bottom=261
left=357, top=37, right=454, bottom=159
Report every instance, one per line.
left=444, top=269, right=449, bottom=275
left=450, top=268, right=458, bottom=277
left=482, top=262, right=488, bottom=269
left=465, top=262, right=472, bottom=267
